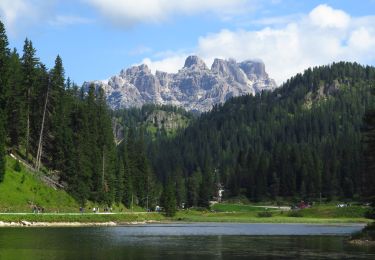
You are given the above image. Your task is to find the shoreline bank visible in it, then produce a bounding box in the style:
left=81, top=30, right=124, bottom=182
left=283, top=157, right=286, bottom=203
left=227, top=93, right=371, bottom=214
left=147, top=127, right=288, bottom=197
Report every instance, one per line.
left=0, top=220, right=163, bottom=227
left=0, top=219, right=369, bottom=227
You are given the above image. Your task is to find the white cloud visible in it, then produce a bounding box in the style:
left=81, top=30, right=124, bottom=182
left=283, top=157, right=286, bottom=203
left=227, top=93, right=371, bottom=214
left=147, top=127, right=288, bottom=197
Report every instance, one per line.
left=250, top=14, right=302, bottom=26
left=49, top=15, right=93, bottom=26
left=142, top=5, right=375, bottom=85
left=0, top=0, right=91, bottom=34
left=84, top=0, right=251, bottom=26
left=0, top=0, right=33, bottom=32
left=141, top=55, right=187, bottom=74
left=309, top=4, right=350, bottom=29
left=0, top=0, right=56, bottom=34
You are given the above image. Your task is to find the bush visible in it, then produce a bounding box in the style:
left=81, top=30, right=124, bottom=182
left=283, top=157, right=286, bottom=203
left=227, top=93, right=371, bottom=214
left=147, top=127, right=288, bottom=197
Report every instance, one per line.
left=257, top=211, right=273, bottom=217
left=287, top=210, right=303, bottom=217
left=365, top=207, right=375, bottom=219
left=351, top=223, right=375, bottom=241
left=20, top=174, right=25, bottom=184
left=14, top=160, right=21, bottom=172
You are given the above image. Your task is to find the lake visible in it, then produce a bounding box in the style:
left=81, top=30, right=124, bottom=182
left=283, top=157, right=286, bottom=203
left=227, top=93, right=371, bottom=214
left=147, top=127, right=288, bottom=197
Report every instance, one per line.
left=0, top=223, right=374, bottom=259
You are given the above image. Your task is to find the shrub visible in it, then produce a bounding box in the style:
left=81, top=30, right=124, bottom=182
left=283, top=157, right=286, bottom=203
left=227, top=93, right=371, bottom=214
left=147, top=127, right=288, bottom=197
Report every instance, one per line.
left=365, top=207, right=375, bottom=219
left=351, top=223, right=375, bottom=241
left=14, top=160, right=21, bottom=172
left=20, top=174, right=25, bottom=184
left=288, top=210, right=303, bottom=217
left=257, top=211, right=273, bottom=217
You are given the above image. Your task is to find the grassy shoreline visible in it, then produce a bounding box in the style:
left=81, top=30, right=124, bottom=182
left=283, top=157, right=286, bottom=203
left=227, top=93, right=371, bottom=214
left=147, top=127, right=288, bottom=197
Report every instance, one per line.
left=0, top=211, right=372, bottom=226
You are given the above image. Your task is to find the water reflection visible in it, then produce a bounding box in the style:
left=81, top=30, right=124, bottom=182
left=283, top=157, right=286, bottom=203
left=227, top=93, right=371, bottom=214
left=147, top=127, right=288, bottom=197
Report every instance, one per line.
left=0, top=224, right=374, bottom=259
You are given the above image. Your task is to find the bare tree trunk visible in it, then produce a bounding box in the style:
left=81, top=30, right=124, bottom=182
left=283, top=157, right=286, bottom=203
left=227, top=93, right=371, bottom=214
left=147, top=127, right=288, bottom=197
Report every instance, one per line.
left=26, top=105, right=30, bottom=161
left=102, top=149, right=105, bottom=190
left=36, top=82, right=49, bottom=171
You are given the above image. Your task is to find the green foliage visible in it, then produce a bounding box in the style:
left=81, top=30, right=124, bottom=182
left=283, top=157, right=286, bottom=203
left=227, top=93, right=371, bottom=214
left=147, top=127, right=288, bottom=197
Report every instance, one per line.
left=257, top=211, right=273, bottom=217
left=351, top=223, right=375, bottom=241
left=212, top=203, right=266, bottom=212
left=287, top=211, right=304, bottom=217
left=0, top=157, right=79, bottom=212
left=0, top=21, right=128, bottom=207
left=161, top=179, right=177, bottom=217
left=299, top=205, right=367, bottom=218
left=362, top=97, right=375, bottom=205
left=0, top=113, right=5, bottom=182
left=365, top=207, right=375, bottom=219
left=0, top=20, right=9, bottom=182
left=113, top=104, right=194, bottom=141
left=13, top=160, right=21, bottom=172
left=149, top=62, right=375, bottom=203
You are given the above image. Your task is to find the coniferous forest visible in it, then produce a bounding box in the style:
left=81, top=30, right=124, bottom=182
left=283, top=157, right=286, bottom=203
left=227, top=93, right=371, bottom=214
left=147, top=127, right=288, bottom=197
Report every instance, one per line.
left=147, top=63, right=375, bottom=206
left=0, top=19, right=375, bottom=211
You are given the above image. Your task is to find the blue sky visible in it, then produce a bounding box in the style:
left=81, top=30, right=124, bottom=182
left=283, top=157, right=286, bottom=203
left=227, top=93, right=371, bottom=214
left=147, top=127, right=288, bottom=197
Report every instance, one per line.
left=1, top=0, right=375, bottom=85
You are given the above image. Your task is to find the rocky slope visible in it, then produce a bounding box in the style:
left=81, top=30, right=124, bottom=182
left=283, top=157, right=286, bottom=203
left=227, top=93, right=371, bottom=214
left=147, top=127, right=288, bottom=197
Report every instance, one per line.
left=84, top=56, right=277, bottom=112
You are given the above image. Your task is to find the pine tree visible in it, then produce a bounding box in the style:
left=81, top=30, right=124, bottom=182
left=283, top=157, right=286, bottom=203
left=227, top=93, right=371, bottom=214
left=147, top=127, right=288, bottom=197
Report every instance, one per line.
left=161, top=179, right=177, bottom=217
left=21, top=39, right=39, bottom=160
left=48, top=55, right=66, bottom=170
left=0, top=113, right=5, bottom=182
left=0, top=20, right=9, bottom=108
left=198, top=158, right=214, bottom=208
left=187, top=169, right=202, bottom=207
left=175, top=170, right=187, bottom=208
left=362, top=106, right=375, bottom=200
left=6, top=50, right=24, bottom=148
left=0, top=20, right=9, bottom=182
left=115, top=158, right=125, bottom=204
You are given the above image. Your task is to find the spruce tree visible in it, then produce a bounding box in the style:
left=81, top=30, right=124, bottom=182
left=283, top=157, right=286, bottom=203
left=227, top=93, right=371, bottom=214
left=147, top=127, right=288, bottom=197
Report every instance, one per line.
left=0, top=113, right=5, bottom=182
left=161, top=179, right=177, bottom=217
left=0, top=20, right=9, bottom=108
left=362, top=106, right=375, bottom=200
left=0, top=20, right=9, bottom=182
left=21, top=39, right=39, bottom=160
left=115, top=158, right=125, bottom=204
left=6, top=50, right=24, bottom=148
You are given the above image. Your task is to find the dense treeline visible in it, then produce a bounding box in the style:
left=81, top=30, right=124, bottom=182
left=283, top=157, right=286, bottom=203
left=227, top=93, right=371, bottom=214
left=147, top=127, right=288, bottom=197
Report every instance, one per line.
left=148, top=62, right=375, bottom=205
left=362, top=91, right=375, bottom=201
left=112, top=104, right=194, bottom=142
left=0, top=21, right=159, bottom=207
left=113, top=104, right=193, bottom=127
left=112, top=104, right=195, bottom=210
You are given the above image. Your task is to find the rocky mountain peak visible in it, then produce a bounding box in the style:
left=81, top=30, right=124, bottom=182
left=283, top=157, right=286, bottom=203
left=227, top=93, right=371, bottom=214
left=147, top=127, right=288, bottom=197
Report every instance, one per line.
left=239, top=60, right=267, bottom=80
left=121, top=64, right=151, bottom=77
left=84, top=56, right=277, bottom=112
left=183, top=55, right=208, bottom=70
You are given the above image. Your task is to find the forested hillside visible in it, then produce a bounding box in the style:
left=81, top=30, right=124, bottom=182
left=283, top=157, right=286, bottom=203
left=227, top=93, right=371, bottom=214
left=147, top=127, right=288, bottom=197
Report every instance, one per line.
left=148, top=62, right=375, bottom=205
left=112, top=104, right=194, bottom=141
left=0, top=21, right=157, bottom=207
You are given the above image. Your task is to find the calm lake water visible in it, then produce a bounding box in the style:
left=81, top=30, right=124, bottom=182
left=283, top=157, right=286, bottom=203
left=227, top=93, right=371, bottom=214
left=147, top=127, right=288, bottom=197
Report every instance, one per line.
left=0, top=223, right=374, bottom=259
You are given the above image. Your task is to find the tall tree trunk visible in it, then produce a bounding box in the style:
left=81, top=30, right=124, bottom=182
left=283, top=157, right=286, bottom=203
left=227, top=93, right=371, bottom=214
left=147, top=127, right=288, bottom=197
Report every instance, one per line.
left=102, top=148, right=106, bottom=192
left=25, top=88, right=30, bottom=161
left=35, top=81, right=49, bottom=171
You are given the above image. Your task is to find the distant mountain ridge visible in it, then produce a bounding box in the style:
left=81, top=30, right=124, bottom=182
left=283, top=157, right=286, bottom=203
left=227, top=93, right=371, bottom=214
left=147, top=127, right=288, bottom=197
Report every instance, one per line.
left=83, top=56, right=277, bottom=112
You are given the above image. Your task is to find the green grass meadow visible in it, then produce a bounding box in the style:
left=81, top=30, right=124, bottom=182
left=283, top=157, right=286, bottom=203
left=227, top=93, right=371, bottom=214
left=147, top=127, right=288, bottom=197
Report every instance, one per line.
left=0, top=157, right=79, bottom=213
